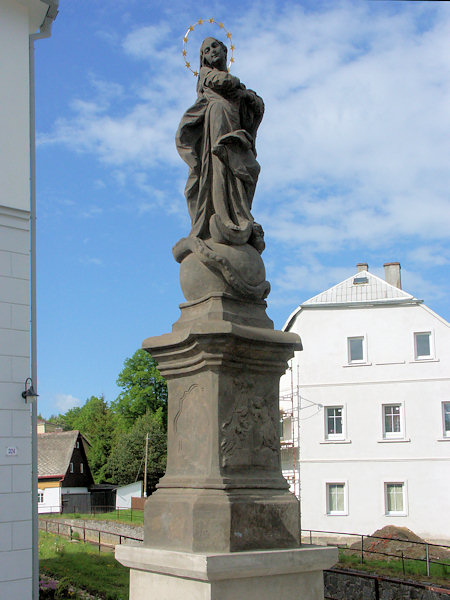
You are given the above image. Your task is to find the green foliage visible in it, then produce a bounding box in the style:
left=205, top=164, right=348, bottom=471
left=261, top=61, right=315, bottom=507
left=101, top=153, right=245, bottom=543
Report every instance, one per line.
left=112, top=349, right=167, bottom=429
left=50, top=395, right=116, bottom=483
left=106, top=409, right=166, bottom=491
left=46, top=349, right=167, bottom=487
left=39, top=531, right=129, bottom=599
left=337, top=548, right=449, bottom=584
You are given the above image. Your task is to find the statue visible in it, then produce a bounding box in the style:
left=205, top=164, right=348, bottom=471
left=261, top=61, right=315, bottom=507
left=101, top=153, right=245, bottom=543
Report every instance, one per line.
left=174, top=37, right=270, bottom=302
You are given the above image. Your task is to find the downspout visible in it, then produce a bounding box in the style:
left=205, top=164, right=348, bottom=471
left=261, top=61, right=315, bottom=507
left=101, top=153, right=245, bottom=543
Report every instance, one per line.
left=29, top=3, right=58, bottom=599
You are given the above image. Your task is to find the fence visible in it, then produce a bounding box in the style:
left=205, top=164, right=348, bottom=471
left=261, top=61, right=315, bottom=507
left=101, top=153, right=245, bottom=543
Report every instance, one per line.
left=324, top=568, right=450, bottom=600
left=303, top=529, right=450, bottom=578
left=39, top=517, right=143, bottom=551
left=39, top=504, right=144, bottom=521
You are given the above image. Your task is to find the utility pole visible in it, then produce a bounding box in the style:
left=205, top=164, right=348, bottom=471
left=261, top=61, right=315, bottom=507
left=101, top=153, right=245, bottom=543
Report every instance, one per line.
left=143, top=433, right=149, bottom=497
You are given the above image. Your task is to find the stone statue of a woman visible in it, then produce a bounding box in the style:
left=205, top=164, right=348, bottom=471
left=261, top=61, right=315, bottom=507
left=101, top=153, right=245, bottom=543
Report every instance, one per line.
left=174, top=37, right=270, bottom=303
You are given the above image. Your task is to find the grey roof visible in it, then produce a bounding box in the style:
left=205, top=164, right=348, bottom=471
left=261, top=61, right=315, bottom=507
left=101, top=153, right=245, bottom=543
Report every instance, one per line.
left=38, top=430, right=81, bottom=478
left=303, top=270, right=416, bottom=306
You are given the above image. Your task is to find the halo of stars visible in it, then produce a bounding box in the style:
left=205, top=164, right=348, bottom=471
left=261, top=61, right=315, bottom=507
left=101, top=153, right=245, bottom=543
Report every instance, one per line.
left=182, top=19, right=235, bottom=77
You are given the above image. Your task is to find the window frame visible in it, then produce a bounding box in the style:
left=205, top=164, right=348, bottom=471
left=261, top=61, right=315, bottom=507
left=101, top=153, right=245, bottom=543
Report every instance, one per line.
left=382, top=403, right=404, bottom=440
left=384, top=482, right=407, bottom=516
left=414, top=331, right=434, bottom=361
left=347, top=336, right=365, bottom=364
left=325, top=405, right=345, bottom=440
left=442, top=402, right=450, bottom=438
left=326, top=481, right=348, bottom=516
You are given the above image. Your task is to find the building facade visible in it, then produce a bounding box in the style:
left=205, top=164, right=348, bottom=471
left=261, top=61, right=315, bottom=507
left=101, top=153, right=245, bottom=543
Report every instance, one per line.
left=0, top=1, right=57, bottom=597
left=37, top=430, right=94, bottom=514
left=280, top=263, right=450, bottom=544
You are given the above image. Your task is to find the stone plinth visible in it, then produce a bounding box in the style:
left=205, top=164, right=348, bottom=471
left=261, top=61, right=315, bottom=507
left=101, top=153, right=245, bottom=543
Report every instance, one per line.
left=141, top=295, right=302, bottom=553
left=116, top=544, right=338, bottom=600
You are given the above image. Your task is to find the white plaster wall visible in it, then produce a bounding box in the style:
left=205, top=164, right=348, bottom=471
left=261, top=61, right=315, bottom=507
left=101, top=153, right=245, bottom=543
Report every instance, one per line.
left=116, top=481, right=142, bottom=509
left=280, top=301, right=450, bottom=542
left=38, top=487, right=61, bottom=514
left=0, top=1, right=53, bottom=596
left=0, top=0, right=30, bottom=212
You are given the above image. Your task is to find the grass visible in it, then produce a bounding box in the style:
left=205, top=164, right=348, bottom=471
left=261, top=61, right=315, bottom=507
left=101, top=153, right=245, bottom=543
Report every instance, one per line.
left=39, top=531, right=129, bottom=599
left=337, top=548, right=450, bottom=587
left=40, top=509, right=144, bottom=525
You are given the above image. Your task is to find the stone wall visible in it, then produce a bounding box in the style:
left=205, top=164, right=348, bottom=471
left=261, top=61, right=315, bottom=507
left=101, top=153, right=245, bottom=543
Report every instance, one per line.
left=39, top=518, right=143, bottom=548
left=324, top=568, right=450, bottom=600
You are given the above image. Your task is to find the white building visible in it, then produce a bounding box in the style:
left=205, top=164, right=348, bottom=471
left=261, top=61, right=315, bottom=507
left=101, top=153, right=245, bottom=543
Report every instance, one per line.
left=280, top=262, right=450, bottom=544
left=115, top=481, right=143, bottom=510
left=0, top=1, right=57, bottom=597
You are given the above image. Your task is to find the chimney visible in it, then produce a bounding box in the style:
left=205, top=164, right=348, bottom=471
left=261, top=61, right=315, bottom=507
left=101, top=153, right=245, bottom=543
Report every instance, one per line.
left=356, top=263, right=368, bottom=272
left=384, top=262, right=401, bottom=289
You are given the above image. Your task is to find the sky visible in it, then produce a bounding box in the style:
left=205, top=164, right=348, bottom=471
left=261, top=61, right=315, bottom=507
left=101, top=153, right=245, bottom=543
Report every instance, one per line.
left=34, top=0, right=450, bottom=418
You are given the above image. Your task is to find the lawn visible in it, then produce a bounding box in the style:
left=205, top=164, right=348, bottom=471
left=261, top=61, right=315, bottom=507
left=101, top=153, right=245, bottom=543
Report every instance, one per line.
left=41, top=509, right=144, bottom=525
left=337, top=548, right=449, bottom=587
left=39, top=531, right=129, bottom=599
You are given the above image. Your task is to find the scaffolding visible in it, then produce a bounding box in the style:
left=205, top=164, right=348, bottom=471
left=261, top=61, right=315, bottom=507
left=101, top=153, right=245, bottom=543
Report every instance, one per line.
left=279, top=360, right=301, bottom=499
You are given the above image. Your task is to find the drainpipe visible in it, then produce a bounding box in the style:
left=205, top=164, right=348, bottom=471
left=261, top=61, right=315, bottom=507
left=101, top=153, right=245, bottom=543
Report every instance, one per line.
left=29, top=3, right=58, bottom=599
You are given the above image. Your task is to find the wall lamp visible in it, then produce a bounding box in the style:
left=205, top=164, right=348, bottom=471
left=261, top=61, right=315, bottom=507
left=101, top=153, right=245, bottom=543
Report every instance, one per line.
left=22, top=377, right=38, bottom=403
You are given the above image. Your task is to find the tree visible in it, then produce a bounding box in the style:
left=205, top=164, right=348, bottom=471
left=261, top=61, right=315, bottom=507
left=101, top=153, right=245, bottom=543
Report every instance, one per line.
left=74, top=395, right=116, bottom=483
left=49, top=396, right=115, bottom=483
left=112, top=349, right=167, bottom=429
left=105, top=409, right=166, bottom=492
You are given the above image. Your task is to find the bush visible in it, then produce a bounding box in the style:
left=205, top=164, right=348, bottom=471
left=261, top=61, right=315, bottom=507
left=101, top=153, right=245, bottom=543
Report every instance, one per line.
left=39, top=577, right=58, bottom=599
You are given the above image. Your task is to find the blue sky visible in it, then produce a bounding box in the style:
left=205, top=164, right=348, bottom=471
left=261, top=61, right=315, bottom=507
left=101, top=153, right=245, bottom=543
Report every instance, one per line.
left=34, top=0, right=450, bottom=417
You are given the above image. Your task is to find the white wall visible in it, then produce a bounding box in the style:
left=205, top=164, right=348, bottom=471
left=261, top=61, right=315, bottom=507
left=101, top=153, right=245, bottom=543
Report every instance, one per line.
left=38, top=487, right=61, bottom=514
left=0, top=1, right=52, bottom=597
left=280, top=302, right=450, bottom=543
left=116, top=481, right=142, bottom=509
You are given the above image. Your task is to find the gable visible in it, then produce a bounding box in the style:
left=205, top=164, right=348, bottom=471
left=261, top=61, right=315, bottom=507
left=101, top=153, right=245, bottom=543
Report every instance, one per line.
left=303, top=271, right=416, bottom=306
left=38, top=430, right=80, bottom=478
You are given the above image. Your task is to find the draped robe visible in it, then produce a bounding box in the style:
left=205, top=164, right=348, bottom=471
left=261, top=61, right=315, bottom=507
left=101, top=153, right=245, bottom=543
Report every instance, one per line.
left=176, top=66, right=264, bottom=246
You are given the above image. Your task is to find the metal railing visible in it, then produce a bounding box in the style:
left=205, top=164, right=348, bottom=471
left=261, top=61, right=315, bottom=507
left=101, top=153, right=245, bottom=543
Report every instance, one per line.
left=303, top=529, right=450, bottom=577
left=39, top=518, right=143, bottom=551
left=38, top=504, right=144, bottom=521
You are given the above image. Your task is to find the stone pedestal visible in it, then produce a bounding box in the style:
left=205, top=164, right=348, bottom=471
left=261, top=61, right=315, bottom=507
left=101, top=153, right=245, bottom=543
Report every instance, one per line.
left=116, top=544, right=338, bottom=600
left=140, top=295, right=302, bottom=553
left=115, top=294, right=337, bottom=599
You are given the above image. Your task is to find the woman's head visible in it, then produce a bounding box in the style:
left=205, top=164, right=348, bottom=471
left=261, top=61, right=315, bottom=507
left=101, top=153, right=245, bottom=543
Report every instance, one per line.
left=200, top=37, right=227, bottom=70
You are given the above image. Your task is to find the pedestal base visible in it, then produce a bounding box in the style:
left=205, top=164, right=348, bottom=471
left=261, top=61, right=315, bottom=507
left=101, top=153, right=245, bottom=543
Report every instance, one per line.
left=116, top=544, right=338, bottom=600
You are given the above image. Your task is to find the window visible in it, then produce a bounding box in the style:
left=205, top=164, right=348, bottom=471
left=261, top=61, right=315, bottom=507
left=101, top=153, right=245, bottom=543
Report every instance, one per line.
left=281, top=416, right=292, bottom=441
left=443, top=403, right=450, bottom=438
left=348, top=336, right=364, bottom=363
left=76, top=441, right=79, bottom=449
left=38, top=491, right=44, bottom=503
left=80, top=463, right=84, bottom=474
left=414, top=332, right=432, bottom=360
left=383, top=404, right=402, bottom=439
left=325, top=407, right=343, bottom=439
left=69, top=462, right=74, bottom=473
left=326, top=483, right=347, bottom=515
left=385, top=483, right=406, bottom=515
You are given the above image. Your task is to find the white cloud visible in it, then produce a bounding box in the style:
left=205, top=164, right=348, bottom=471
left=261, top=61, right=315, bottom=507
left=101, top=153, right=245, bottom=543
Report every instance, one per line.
left=54, top=393, right=81, bottom=412
left=80, top=256, right=103, bottom=266
left=38, top=1, right=450, bottom=270
left=122, top=24, right=172, bottom=59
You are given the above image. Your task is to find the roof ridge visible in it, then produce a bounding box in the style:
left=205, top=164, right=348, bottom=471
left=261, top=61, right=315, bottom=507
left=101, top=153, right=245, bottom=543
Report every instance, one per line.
left=302, top=269, right=416, bottom=306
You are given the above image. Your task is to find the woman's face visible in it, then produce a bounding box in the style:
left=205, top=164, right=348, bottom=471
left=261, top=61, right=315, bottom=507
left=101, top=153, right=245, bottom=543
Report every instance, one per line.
left=201, top=38, right=226, bottom=69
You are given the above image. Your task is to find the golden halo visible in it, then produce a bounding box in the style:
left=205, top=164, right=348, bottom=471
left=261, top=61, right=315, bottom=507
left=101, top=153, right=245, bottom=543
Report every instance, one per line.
left=182, top=19, right=235, bottom=77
